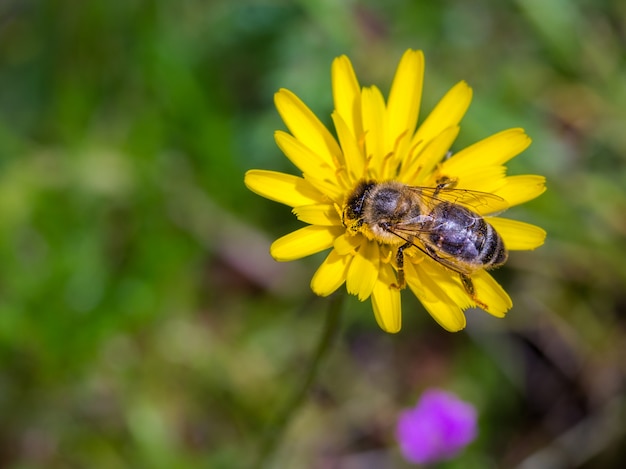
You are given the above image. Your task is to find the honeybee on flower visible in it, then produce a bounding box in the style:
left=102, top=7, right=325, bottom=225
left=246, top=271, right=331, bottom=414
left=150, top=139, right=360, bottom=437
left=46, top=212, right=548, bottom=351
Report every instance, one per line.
left=245, top=49, right=546, bottom=333
left=341, top=177, right=509, bottom=310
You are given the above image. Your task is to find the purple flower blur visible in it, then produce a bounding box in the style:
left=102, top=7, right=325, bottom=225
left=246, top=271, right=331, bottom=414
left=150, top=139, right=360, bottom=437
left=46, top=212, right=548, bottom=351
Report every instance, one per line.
left=396, top=389, right=478, bottom=465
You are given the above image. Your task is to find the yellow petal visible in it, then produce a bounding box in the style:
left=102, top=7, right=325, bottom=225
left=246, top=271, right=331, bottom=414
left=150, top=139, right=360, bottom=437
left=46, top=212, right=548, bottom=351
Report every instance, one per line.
left=386, top=49, right=424, bottom=158
left=411, top=81, right=472, bottom=154
left=371, top=263, right=402, bottom=333
left=409, top=257, right=511, bottom=319
left=346, top=240, right=380, bottom=301
left=311, top=248, right=350, bottom=296
left=274, top=89, right=343, bottom=168
left=292, top=204, right=340, bottom=226
left=471, top=270, right=512, bottom=317
left=331, top=55, right=363, bottom=141
left=442, top=165, right=506, bottom=193
left=302, top=174, right=344, bottom=204
left=405, top=261, right=467, bottom=332
left=489, top=217, right=547, bottom=250
left=334, top=233, right=361, bottom=255
left=332, top=111, right=365, bottom=181
left=244, top=170, right=325, bottom=207
left=441, top=128, right=531, bottom=174
left=402, top=126, right=460, bottom=184
left=493, top=175, right=546, bottom=207
left=274, top=130, right=336, bottom=182
left=270, top=225, right=342, bottom=261
left=361, top=86, right=388, bottom=176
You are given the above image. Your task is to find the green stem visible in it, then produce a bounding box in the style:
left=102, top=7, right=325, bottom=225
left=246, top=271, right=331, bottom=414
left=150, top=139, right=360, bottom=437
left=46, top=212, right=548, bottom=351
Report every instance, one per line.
left=253, top=292, right=344, bottom=469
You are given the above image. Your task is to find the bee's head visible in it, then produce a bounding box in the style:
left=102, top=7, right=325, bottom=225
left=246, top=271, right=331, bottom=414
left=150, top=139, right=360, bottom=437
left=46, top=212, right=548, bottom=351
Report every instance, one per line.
left=342, top=180, right=375, bottom=232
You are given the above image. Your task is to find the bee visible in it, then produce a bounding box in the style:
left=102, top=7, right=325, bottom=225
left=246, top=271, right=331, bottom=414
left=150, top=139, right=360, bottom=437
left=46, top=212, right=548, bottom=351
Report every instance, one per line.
left=341, top=178, right=507, bottom=309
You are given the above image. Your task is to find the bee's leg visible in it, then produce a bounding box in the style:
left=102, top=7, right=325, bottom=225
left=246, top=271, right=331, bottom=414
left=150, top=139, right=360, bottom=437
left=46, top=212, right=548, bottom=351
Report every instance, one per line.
left=460, top=274, right=475, bottom=297
left=433, top=176, right=458, bottom=196
left=392, top=242, right=412, bottom=289
left=460, top=274, right=489, bottom=310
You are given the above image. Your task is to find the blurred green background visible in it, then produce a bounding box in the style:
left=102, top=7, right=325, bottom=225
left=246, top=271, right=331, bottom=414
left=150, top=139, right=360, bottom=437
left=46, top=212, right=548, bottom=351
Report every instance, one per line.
left=1, top=0, right=625, bottom=468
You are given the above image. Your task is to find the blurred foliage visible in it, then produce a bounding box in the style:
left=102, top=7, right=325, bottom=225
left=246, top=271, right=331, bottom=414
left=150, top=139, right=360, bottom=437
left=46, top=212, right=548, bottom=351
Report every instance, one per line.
left=0, top=0, right=625, bottom=468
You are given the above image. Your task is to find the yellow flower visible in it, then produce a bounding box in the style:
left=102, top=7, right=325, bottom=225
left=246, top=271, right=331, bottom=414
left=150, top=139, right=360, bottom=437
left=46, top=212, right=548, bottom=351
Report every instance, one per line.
left=245, top=49, right=546, bottom=333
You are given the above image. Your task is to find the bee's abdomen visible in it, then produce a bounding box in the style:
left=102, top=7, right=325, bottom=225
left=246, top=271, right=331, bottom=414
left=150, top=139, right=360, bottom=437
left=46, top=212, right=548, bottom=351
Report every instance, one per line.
left=428, top=203, right=507, bottom=271
left=477, top=220, right=508, bottom=268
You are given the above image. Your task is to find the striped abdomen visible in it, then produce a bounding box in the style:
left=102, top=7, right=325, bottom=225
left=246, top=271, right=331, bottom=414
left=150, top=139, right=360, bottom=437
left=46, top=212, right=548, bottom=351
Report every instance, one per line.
left=424, top=202, right=507, bottom=274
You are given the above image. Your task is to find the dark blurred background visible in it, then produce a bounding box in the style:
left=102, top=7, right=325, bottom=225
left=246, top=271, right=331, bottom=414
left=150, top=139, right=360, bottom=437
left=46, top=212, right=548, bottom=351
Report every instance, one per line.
left=0, top=0, right=625, bottom=467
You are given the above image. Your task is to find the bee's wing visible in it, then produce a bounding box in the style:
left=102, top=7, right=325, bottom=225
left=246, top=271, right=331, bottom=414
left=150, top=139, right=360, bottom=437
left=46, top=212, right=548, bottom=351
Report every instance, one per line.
left=385, top=224, right=475, bottom=275
left=408, top=186, right=508, bottom=215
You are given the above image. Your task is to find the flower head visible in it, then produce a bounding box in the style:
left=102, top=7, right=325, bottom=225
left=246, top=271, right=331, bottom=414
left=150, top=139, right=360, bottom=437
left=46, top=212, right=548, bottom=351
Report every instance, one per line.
left=245, top=49, right=546, bottom=333
left=396, top=389, right=478, bottom=465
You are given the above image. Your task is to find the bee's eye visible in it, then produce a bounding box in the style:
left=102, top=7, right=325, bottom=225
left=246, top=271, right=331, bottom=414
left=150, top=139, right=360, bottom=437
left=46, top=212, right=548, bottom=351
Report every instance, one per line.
left=345, top=181, right=375, bottom=218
